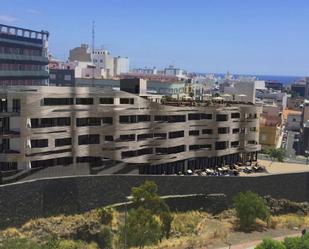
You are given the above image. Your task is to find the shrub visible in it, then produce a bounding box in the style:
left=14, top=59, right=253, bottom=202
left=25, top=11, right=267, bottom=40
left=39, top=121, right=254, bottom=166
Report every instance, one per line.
left=284, top=233, right=309, bottom=249
left=233, top=191, right=270, bottom=231
left=0, top=237, right=41, bottom=249
left=255, top=238, right=286, bottom=249
left=96, top=207, right=114, bottom=225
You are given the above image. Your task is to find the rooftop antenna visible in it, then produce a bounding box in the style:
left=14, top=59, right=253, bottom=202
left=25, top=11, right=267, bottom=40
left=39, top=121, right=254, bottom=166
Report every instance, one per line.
left=92, top=21, right=95, bottom=87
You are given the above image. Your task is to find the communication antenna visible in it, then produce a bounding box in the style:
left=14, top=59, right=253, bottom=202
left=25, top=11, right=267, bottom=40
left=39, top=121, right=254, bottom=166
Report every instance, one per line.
left=92, top=21, right=95, bottom=87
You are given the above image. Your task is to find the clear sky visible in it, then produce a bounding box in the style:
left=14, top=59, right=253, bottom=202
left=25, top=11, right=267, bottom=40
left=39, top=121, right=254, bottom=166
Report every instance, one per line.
left=1, top=0, right=309, bottom=76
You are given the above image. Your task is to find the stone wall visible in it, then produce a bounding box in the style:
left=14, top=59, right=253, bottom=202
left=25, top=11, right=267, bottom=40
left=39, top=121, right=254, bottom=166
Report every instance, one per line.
left=0, top=173, right=309, bottom=229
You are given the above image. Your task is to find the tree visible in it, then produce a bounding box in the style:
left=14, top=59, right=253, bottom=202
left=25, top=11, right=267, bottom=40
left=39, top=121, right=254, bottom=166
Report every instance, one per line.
left=131, top=181, right=173, bottom=238
left=255, top=238, right=286, bottom=249
left=124, top=207, right=162, bottom=249
left=233, top=191, right=270, bottom=231
left=284, top=233, right=309, bottom=249
left=266, top=148, right=286, bottom=162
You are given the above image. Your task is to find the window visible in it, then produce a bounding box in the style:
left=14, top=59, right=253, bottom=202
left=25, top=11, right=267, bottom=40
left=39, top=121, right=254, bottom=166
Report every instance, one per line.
left=137, top=133, right=153, bottom=141
left=76, top=98, right=93, bottom=105
left=215, top=141, right=228, bottom=150
left=249, top=127, right=257, bottom=132
left=76, top=117, right=101, bottom=127
left=248, top=140, right=257, bottom=145
left=100, top=98, right=114, bottom=104
left=189, top=130, right=199, bottom=136
left=12, top=99, right=20, bottom=112
left=120, top=98, right=134, bottom=104
left=55, top=138, right=72, bottom=147
left=218, top=127, right=229, bottom=134
left=105, top=135, right=113, bottom=141
left=43, top=98, right=73, bottom=106
left=31, top=117, right=71, bottom=128
left=119, top=134, right=135, bottom=141
left=137, top=148, right=153, bottom=156
left=78, top=134, right=100, bottom=145
left=119, top=115, right=149, bottom=123
left=231, top=112, right=240, bottom=119
left=31, top=139, right=48, bottom=148
left=102, top=117, right=113, bottom=124
left=232, top=128, right=240, bottom=134
left=154, top=115, right=186, bottom=123
left=231, top=141, right=239, bottom=148
left=189, top=144, right=211, bottom=151
left=121, top=148, right=153, bottom=158
left=202, top=129, right=213, bottom=135
left=64, top=75, right=71, bottom=81
left=154, top=133, right=167, bottom=139
left=216, top=114, right=228, bottom=121
left=155, top=145, right=186, bottom=155
left=169, top=130, right=184, bottom=139
left=137, top=115, right=151, bottom=122
left=188, top=113, right=212, bottom=120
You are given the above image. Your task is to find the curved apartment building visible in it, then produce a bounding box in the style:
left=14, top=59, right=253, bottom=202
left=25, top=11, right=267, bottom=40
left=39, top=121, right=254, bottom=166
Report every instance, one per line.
left=0, top=85, right=261, bottom=181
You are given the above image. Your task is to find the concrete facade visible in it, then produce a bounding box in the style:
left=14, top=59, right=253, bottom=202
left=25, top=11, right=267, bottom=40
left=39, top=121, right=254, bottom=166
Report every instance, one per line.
left=0, top=85, right=261, bottom=182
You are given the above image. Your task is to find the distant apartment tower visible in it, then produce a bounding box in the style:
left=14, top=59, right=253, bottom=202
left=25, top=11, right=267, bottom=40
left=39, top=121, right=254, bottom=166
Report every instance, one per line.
left=114, top=56, right=129, bottom=76
left=0, top=24, right=49, bottom=86
left=68, top=44, right=91, bottom=62
left=305, top=78, right=309, bottom=99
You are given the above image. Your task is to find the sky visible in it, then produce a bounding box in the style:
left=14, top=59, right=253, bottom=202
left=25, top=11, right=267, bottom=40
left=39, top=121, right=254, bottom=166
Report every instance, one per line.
left=1, top=0, right=309, bottom=76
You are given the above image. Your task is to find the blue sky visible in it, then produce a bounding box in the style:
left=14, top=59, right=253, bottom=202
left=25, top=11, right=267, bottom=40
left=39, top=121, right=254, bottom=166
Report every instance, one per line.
left=1, top=0, right=309, bottom=76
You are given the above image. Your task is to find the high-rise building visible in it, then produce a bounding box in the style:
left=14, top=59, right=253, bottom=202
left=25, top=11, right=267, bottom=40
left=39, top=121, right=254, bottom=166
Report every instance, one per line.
left=0, top=24, right=49, bottom=86
left=114, top=56, right=129, bottom=76
left=0, top=83, right=261, bottom=183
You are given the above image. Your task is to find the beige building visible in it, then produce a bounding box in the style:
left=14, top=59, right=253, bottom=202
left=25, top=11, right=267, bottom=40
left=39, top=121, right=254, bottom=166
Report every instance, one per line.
left=0, top=84, right=261, bottom=180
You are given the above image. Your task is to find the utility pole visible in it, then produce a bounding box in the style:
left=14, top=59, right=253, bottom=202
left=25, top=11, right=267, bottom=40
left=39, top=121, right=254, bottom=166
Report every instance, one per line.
left=92, top=21, right=95, bottom=87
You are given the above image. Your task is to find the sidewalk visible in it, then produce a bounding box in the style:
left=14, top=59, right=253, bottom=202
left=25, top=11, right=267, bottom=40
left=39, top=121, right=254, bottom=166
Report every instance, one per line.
left=217, top=232, right=300, bottom=249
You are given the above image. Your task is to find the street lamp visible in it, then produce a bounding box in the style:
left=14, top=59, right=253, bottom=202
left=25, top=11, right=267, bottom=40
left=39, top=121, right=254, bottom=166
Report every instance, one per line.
left=124, top=195, right=133, bottom=249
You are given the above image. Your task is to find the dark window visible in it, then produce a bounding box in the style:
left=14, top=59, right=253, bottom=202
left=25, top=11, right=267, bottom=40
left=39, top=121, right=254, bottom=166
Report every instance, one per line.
left=155, top=147, right=168, bottom=154
left=155, top=145, right=185, bottom=155
left=119, top=115, right=137, bottom=123
left=231, top=141, right=239, bottom=147
left=232, top=128, right=240, bottom=134
left=249, top=127, right=256, bottom=132
left=78, top=134, right=100, bottom=145
left=137, top=148, right=153, bottom=156
left=56, top=117, right=71, bottom=126
left=31, top=139, right=48, bottom=148
left=216, top=114, right=228, bottom=121
left=76, top=117, right=101, bottom=127
left=55, top=138, right=72, bottom=147
left=119, top=134, right=135, bottom=141
left=189, top=144, right=211, bottom=151
left=154, top=115, right=186, bottom=123
left=121, top=150, right=136, bottom=158
left=189, top=130, right=200, bottom=136
left=248, top=140, right=257, bottom=145
left=102, top=117, right=113, bottom=124
left=120, top=98, right=134, bottom=104
left=202, top=129, right=213, bottom=135
left=218, top=127, right=229, bottom=134
left=12, top=99, right=20, bottom=112
left=43, top=98, right=73, bottom=106
left=137, top=133, right=153, bottom=141
left=188, top=113, right=212, bottom=120
left=215, top=141, right=228, bottom=150
left=137, top=115, right=151, bottom=122
left=154, top=133, right=167, bottom=139
left=100, top=98, right=114, bottom=104
left=169, top=130, right=184, bottom=139
left=231, top=112, right=240, bottom=119
left=105, top=135, right=113, bottom=141
left=76, top=98, right=93, bottom=105
left=0, top=162, right=17, bottom=171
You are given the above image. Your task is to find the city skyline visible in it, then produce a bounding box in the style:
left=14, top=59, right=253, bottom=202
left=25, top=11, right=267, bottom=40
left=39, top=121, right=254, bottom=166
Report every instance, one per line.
left=1, top=0, right=309, bottom=76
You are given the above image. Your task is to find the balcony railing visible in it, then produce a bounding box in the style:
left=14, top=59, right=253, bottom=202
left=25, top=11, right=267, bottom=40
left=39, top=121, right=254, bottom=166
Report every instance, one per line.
left=0, top=53, right=48, bottom=64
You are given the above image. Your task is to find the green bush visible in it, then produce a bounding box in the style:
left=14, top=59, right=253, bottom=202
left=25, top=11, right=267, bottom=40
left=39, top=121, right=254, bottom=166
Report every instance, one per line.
left=95, top=207, right=114, bottom=225
left=0, top=237, right=41, bottom=249
left=233, top=191, right=270, bottom=231
left=284, top=233, right=309, bottom=249
left=255, top=238, right=286, bottom=249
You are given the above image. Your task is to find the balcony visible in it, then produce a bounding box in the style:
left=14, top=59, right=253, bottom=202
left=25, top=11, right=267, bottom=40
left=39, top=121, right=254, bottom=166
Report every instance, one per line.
left=0, top=70, right=49, bottom=78
left=0, top=53, right=48, bottom=64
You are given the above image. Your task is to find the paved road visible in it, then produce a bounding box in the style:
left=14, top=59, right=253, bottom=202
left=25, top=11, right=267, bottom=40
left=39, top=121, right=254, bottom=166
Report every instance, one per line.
left=286, top=131, right=297, bottom=158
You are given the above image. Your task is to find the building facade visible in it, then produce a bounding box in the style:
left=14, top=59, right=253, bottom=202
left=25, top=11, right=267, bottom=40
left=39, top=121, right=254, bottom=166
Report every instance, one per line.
left=0, top=86, right=261, bottom=182
left=0, top=24, right=49, bottom=86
